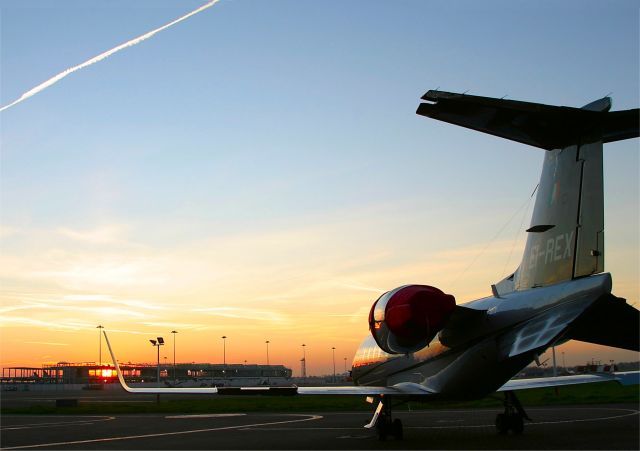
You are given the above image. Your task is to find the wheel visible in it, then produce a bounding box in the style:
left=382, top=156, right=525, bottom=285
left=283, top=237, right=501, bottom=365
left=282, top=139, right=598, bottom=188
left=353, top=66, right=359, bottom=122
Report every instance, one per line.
left=376, top=415, right=388, bottom=441
left=495, top=413, right=509, bottom=435
left=510, top=414, right=524, bottom=435
left=376, top=422, right=388, bottom=441
left=392, top=418, right=403, bottom=440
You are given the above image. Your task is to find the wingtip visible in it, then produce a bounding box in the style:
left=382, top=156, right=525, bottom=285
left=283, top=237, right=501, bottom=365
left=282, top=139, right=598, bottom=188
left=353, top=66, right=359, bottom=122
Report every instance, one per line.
left=102, top=330, right=133, bottom=392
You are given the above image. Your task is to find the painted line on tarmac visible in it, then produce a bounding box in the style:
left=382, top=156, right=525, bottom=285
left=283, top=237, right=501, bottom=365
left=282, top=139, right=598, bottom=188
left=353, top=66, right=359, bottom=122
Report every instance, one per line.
left=165, top=413, right=246, bottom=419
left=239, top=407, right=639, bottom=432
left=1, top=416, right=115, bottom=431
left=407, top=407, right=640, bottom=430
left=2, top=414, right=323, bottom=450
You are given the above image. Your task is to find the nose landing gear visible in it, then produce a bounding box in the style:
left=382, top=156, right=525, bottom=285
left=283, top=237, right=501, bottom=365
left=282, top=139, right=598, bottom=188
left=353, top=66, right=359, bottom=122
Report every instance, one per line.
left=365, top=397, right=404, bottom=441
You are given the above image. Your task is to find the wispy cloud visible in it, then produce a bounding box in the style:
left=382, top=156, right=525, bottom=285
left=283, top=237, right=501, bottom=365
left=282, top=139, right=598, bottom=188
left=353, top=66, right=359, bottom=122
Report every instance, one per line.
left=57, top=225, right=129, bottom=244
left=0, top=293, right=166, bottom=331
left=334, top=281, right=385, bottom=294
left=192, top=307, right=289, bottom=323
left=140, top=321, right=207, bottom=330
left=23, top=341, right=70, bottom=347
left=0, top=0, right=221, bottom=112
left=0, top=316, right=95, bottom=331
left=328, top=306, right=371, bottom=324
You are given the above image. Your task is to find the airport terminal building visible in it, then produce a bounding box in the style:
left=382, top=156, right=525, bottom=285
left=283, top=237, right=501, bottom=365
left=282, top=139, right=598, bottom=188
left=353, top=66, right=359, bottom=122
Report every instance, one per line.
left=1, top=362, right=292, bottom=387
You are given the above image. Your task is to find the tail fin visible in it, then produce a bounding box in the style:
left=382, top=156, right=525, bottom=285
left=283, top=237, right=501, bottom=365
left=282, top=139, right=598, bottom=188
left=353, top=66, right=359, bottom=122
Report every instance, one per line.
left=515, top=136, right=603, bottom=289
left=416, top=91, right=639, bottom=290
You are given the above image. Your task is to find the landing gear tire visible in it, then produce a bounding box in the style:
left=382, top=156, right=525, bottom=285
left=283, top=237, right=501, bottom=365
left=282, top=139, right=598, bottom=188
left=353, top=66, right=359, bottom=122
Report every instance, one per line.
left=495, top=413, right=524, bottom=435
left=376, top=416, right=403, bottom=441
left=496, top=391, right=530, bottom=435
left=392, top=418, right=404, bottom=440
left=495, top=413, right=509, bottom=435
left=376, top=414, right=388, bottom=441
left=367, top=398, right=404, bottom=441
left=510, top=414, right=524, bottom=435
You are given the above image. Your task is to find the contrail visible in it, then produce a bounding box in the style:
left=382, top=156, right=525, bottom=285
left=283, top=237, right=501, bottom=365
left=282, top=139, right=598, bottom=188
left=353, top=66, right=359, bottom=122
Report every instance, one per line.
left=0, top=0, right=221, bottom=113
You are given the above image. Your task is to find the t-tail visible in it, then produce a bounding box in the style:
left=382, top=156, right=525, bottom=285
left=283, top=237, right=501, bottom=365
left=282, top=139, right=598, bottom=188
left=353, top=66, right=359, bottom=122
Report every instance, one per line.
left=416, top=91, right=639, bottom=293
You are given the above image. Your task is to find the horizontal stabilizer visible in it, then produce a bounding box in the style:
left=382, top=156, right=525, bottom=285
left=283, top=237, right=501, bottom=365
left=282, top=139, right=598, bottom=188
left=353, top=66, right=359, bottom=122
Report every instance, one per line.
left=499, top=295, right=598, bottom=358
left=416, top=90, right=639, bottom=150
left=566, top=294, right=640, bottom=352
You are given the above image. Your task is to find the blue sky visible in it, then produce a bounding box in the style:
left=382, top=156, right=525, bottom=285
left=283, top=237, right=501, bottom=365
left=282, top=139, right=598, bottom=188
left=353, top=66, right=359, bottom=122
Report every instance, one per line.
left=1, top=1, right=638, bottom=371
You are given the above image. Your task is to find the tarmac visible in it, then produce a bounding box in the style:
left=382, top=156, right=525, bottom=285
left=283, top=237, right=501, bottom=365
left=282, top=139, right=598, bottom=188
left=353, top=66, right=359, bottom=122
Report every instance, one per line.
left=2, top=403, right=638, bottom=449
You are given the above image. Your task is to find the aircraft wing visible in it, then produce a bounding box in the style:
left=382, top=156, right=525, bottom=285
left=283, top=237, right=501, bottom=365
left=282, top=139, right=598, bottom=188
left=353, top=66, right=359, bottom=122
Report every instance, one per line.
left=498, top=371, right=640, bottom=392
left=103, top=331, right=434, bottom=397
left=297, top=383, right=435, bottom=396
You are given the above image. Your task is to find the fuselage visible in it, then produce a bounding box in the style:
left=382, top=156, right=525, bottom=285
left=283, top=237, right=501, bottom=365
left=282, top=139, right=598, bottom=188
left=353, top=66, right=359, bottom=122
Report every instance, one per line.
left=351, top=273, right=612, bottom=399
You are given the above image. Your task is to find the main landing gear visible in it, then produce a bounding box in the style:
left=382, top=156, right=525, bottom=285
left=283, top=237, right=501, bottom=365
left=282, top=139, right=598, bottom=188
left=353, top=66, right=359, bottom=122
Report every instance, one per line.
left=495, top=391, right=531, bottom=435
left=364, top=397, right=403, bottom=441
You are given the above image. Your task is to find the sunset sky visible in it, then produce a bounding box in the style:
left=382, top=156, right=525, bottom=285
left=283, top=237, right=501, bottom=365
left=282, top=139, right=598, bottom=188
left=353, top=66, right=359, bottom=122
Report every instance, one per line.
left=1, top=0, right=638, bottom=376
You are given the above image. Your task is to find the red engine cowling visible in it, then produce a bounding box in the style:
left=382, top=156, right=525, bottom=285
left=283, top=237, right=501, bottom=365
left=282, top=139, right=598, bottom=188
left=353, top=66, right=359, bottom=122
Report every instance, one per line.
left=368, top=285, right=456, bottom=354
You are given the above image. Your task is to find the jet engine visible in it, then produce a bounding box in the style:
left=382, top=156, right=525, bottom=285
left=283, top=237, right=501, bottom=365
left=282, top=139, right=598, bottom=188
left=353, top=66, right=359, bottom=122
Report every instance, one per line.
left=368, top=285, right=456, bottom=354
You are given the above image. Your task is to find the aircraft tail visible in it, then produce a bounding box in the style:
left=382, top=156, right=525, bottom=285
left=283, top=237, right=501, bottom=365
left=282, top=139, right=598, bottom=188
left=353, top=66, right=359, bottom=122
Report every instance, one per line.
left=417, top=91, right=639, bottom=291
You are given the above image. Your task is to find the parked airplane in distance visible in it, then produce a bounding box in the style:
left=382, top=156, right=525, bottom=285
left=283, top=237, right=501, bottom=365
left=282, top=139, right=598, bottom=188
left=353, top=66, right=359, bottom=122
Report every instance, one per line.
left=104, top=89, right=640, bottom=440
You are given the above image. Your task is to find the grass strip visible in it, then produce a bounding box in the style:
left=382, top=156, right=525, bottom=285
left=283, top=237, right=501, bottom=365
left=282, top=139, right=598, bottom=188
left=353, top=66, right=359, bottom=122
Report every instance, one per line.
left=2, top=382, right=638, bottom=415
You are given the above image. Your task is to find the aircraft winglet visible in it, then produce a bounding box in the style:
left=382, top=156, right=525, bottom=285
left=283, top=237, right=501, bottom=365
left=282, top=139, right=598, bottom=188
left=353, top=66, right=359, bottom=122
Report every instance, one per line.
left=103, top=330, right=219, bottom=394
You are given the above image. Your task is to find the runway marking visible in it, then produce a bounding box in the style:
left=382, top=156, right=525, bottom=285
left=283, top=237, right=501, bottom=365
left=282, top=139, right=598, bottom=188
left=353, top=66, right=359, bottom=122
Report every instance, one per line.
left=2, top=414, right=323, bottom=450
left=239, top=407, right=639, bottom=431
left=0, top=416, right=115, bottom=431
left=77, top=400, right=154, bottom=403
left=336, top=434, right=370, bottom=439
left=165, top=413, right=246, bottom=419
left=406, top=407, right=640, bottom=430
left=6, top=397, right=152, bottom=403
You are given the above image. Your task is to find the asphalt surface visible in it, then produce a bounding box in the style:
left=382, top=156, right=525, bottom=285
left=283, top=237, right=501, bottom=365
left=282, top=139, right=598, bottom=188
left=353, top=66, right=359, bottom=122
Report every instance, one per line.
left=2, top=404, right=638, bottom=450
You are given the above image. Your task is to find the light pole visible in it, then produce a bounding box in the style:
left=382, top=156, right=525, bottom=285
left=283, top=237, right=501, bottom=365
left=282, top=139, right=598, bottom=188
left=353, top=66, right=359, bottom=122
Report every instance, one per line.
left=221, top=336, right=227, bottom=383
left=344, top=357, right=347, bottom=373
left=149, top=337, right=164, bottom=386
left=331, top=347, right=336, bottom=383
left=171, top=330, right=178, bottom=382
left=301, top=344, right=306, bottom=380
left=265, top=340, right=270, bottom=385
left=562, top=351, right=566, bottom=371
left=96, top=325, right=104, bottom=366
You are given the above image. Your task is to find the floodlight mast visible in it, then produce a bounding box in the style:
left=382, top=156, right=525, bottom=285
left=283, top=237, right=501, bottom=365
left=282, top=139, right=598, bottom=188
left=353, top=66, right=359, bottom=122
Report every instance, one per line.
left=149, top=338, right=164, bottom=386
left=96, top=325, right=104, bottom=366
left=171, top=330, right=178, bottom=383
left=221, top=336, right=227, bottom=384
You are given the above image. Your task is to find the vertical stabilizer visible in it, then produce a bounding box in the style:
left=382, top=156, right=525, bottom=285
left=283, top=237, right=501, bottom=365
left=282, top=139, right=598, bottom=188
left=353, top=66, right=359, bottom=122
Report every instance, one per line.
left=513, top=98, right=609, bottom=289
left=416, top=90, right=639, bottom=291
left=514, top=140, right=604, bottom=289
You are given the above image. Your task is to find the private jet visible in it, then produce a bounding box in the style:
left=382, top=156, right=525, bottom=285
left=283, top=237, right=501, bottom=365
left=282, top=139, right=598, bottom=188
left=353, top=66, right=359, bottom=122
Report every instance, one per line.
left=104, top=89, right=640, bottom=440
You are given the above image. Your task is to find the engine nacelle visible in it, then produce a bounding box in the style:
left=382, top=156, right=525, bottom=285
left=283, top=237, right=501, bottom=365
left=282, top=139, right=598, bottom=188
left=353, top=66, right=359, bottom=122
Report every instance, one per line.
left=368, top=284, right=456, bottom=354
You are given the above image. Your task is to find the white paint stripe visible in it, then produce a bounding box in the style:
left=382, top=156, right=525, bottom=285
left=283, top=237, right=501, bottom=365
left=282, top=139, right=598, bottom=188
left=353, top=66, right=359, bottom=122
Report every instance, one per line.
left=3, top=422, right=96, bottom=431
left=0, top=416, right=115, bottom=431
left=2, top=414, right=323, bottom=450
left=0, top=0, right=221, bottom=112
left=407, top=408, right=640, bottom=430
left=239, top=408, right=639, bottom=431
left=165, top=413, right=246, bottom=419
